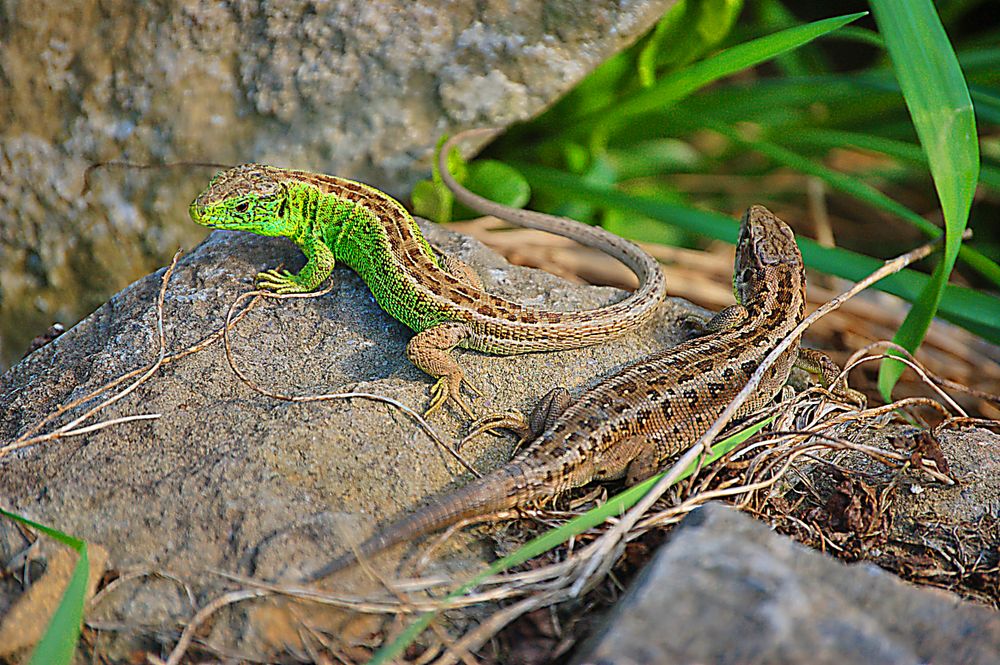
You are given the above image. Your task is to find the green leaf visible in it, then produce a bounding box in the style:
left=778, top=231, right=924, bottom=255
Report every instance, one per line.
left=638, top=0, right=744, bottom=86
left=413, top=144, right=531, bottom=223
left=370, top=419, right=772, bottom=664
left=458, top=160, right=531, bottom=214
left=753, top=0, right=831, bottom=75
left=869, top=0, right=979, bottom=400
left=411, top=135, right=472, bottom=223
left=410, top=179, right=450, bottom=222
left=0, top=508, right=87, bottom=665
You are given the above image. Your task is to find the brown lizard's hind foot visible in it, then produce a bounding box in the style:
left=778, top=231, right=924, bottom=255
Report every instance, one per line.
left=528, top=387, right=574, bottom=434
left=460, top=387, right=574, bottom=449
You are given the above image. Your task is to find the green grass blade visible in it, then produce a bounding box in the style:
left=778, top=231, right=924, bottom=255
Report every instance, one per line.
left=708, top=122, right=1000, bottom=288
left=572, top=12, right=867, bottom=131
left=369, top=419, right=772, bottom=664
left=777, top=127, right=1000, bottom=191
left=513, top=163, right=1000, bottom=342
left=869, top=0, right=979, bottom=400
left=825, top=25, right=885, bottom=49
left=0, top=508, right=87, bottom=665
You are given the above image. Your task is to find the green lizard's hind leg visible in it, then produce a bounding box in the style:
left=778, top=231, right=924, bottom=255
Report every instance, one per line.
left=256, top=237, right=335, bottom=294
left=407, top=323, right=480, bottom=418
left=441, top=255, right=485, bottom=292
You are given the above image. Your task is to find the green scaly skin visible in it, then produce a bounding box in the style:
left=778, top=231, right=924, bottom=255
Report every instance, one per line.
left=189, top=136, right=666, bottom=417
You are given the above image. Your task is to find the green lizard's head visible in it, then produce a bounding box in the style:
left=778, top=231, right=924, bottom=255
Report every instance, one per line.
left=189, top=164, right=294, bottom=237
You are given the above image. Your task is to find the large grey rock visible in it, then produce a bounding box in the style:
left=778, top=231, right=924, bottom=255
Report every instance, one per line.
left=574, top=502, right=1000, bottom=665
left=0, top=0, right=676, bottom=368
left=0, top=220, right=693, bottom=660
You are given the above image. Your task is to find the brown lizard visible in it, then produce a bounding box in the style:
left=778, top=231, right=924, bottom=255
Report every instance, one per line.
left=307, top=205, right=848, bottom=581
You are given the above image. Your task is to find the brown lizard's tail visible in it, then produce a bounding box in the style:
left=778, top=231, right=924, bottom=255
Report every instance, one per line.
left=305, top=465, right=534, bottom=582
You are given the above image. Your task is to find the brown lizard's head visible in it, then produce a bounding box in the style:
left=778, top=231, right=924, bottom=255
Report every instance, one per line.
left=189, top=164, right=295, bottom=237
left=733, top=205, right=804, bottom=306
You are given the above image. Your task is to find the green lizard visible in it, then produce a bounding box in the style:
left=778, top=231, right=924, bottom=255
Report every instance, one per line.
left=189, top=130, right=667, bottom=416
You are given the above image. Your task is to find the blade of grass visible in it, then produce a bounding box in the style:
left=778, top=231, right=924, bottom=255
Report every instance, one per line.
left=707, top=122, right=1000, bottom=288
left=870, top=0, right=979, bottom=399
left=624, top=61, right=999, bottom=138
left=568, top=12, right=867, bottom=132
left=513, top=162, right=1000, bottom=342
left=777, top=127, right=1000, bottom=191
left=368, top=418, right=772, bottom=664
left=0, top=508, right=87, bottom=665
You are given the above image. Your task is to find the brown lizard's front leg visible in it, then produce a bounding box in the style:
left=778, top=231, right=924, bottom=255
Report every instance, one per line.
left=697, top=305, right=864, bottom=407
left=406, top=322, right=481, bottom=417
left=681, top=303, right=750, bottom=339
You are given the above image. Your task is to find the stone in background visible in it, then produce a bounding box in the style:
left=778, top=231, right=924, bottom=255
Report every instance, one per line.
left=0, top=0, right=676, bottom=368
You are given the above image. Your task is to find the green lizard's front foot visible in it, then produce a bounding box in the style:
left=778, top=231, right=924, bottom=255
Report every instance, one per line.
left=255, top=268, right=311, bottom=294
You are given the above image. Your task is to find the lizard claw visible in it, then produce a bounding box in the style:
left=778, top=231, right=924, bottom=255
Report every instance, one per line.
left=255, top=269, right=308, bottom=294
left=463, top=378, right=483, bottom=398
left=461, top=411, right=532, bottom=449
left=424, top=377, right=478, bottom=420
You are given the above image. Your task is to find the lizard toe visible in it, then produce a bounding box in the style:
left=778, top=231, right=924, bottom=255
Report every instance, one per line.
left=464, top=411, right=531, bottom=446
left=451, top=393, right=477, bottom=420
left=424, top=378, right=449, bottom=418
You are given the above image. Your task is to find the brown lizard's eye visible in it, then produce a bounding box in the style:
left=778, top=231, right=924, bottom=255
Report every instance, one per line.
left=234, top=201, right=250, bottom=213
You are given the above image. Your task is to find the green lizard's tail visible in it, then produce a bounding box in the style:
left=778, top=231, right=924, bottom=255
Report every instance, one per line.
left=438, top=129, right=667, bottom=325
left=305, top=464, right=536, bottom=582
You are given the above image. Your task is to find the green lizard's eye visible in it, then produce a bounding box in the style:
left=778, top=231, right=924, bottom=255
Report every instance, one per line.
left=234, top=201, right=250, bottom=213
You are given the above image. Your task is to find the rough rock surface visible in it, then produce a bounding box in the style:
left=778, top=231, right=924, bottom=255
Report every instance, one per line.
left=574, top=502, right=1000, bottom=665
left=0, top=220, right=695, bottom=660
left=0, top=0, right=676, bottom=368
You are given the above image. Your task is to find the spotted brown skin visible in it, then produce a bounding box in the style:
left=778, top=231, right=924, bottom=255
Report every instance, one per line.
left=189, top=130, right=667, bottom=417
left=307, top=205, right=844, bottom=581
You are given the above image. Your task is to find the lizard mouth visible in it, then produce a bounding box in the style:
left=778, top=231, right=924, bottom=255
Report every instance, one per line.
left=189, top=204, right=217, bottom=227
